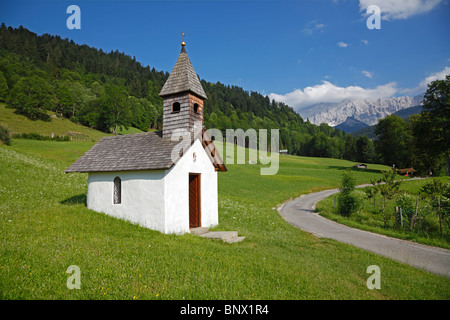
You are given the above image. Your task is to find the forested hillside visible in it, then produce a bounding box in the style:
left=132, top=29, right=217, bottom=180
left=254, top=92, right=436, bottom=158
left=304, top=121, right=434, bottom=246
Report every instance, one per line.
left=0, top=23, right=374, bottom=163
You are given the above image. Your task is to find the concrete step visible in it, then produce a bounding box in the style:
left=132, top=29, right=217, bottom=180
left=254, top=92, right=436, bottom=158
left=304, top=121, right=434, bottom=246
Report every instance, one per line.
left=225, top=236, right=245, bottom=244
left=192, top=229, right=245, bottom=244
left=190, top=227, right=209, bottom=235
left=199, top=231, right=238, bottom=242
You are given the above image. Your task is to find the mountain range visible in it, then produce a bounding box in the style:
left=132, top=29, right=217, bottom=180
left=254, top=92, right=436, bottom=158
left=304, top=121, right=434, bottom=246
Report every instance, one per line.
left=297, top=94, right=424, bottom=128
left=348, top=104, right=424, bottom=138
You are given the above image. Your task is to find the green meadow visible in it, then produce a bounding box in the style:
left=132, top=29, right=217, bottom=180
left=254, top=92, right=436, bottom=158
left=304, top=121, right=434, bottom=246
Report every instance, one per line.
left=1, top=138, right=449, bottom=300
left=0, top=103, right=144, bottom=141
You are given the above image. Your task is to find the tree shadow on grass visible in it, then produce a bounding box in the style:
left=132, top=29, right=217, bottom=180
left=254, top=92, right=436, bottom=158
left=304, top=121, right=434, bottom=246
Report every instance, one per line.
left=60, top=194, right=86, bottom=206
left=325, top=165, right=383, bottom=175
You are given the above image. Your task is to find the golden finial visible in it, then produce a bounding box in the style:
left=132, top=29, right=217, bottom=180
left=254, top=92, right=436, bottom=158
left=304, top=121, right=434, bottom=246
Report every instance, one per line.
left=181, top=32, right=186, bottom=47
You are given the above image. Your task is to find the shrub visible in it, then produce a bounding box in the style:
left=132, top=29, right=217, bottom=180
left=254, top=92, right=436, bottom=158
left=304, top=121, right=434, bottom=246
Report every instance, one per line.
left=417, top=205, right=440, bottom=234
left=340, top=169, right=356, bottom=195
left=337, top=169, right=361, bottom=216
left=396, top=192, right=416, bottom=222
left=0, top=124, right=11, bottom=145
left=337, top=193, right=360, bottom=217
left=420, top=179, right=450, bottom=235
left=12, top=132, right=69, bottom=141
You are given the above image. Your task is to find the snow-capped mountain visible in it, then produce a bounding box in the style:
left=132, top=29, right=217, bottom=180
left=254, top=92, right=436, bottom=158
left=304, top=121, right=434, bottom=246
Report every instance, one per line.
left=298, top=94, right=424, bottom=127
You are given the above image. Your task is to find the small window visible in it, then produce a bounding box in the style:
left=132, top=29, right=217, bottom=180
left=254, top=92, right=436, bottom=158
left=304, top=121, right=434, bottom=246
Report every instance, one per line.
left=193, top=103, right=199, bottom=114
left=172, top=102, right=180, bottom=113
left=113, top=176, right=121, bottom=204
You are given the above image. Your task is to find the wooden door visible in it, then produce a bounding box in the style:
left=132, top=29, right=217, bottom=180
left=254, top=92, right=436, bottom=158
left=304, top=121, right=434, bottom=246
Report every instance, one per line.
left=189, top=173, right=201, bottom=228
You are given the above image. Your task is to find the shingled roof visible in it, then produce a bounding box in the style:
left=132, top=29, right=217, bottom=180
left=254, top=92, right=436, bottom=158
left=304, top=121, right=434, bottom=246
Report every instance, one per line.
left=159, top=46, right=207, bottom=99
left=65, top=131, right=226, bottom=173
left=64, top=132, right=179, bottom=173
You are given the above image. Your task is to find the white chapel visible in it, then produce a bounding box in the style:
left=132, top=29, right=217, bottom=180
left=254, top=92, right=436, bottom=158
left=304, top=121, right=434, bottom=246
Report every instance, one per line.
left=65, top=40, right=226, bottom=234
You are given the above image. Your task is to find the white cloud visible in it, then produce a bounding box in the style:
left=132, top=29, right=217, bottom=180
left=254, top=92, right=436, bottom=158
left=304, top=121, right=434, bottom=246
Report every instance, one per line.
left=303, top=20, right=326, bottom=35
left=268, top=66, right=449, bottom=110
left=268, top=81, right=398, bottom=110
left=337, top=41, right=349, bottom=48
left=402, top=66, right=450, bottom=94
left=362, top=70, right=373, bottom=78
left=359, top=0, right=443, bottom=20
left=361, top=39, right=369, bottom=45
left=419, top=66, right=450, bottom=87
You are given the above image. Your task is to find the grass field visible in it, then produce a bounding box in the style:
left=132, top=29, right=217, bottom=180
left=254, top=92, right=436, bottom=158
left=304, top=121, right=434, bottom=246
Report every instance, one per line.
left=0, top=103, right=110, bottom=141
left=0, top=103, right=144, bottom=141
left=316, top=177, right=450, bottom=249
left=1, top=139, right=449, bottom=300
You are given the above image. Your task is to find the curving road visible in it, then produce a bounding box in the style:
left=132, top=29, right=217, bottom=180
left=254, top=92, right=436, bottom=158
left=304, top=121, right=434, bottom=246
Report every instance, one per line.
left=279, top=187, right=450, bottom=278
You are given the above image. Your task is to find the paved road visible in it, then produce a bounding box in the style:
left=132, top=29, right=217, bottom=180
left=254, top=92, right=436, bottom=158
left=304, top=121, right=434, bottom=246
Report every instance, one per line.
left=279, top=187, right=450, bottom=278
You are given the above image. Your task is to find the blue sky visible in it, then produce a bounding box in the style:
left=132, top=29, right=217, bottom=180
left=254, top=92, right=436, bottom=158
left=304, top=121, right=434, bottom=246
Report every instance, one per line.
left=0, top=0, right=449, bottom=111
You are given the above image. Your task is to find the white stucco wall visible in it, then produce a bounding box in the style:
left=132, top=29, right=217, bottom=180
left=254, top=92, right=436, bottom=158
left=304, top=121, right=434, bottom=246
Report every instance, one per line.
left=87, top=170, right=166, bottom=233
left=164, top=138, right=218, bottom=234
left=86, top=138, right=219, bottom=235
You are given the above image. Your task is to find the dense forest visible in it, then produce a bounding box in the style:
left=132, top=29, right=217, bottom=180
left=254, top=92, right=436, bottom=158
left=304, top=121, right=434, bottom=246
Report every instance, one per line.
left=0, top=24, right=448, bottom=175
left=0, top=24, right=375, bottom=162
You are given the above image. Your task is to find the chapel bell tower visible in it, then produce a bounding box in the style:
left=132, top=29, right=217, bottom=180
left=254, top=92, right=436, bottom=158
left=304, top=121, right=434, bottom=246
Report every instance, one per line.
left=159, top=35, right=207, bottom=138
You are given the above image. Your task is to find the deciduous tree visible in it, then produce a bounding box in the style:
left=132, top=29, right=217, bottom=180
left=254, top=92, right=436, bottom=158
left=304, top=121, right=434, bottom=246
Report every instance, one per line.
left=373, top=170, right=401, bottom=226
left=8, top=76, right=54, bottom=121
left=0, top=71, right=8, bottom=102
left=420, top=179, right=449, bottom=235
left=419, top=75, right=450, bottom=175
left=374, top=115, right=412, bottom=168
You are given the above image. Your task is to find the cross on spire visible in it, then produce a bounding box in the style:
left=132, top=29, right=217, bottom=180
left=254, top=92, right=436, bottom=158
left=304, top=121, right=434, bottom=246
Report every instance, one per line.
left=181, top=32, right=186, bottom=47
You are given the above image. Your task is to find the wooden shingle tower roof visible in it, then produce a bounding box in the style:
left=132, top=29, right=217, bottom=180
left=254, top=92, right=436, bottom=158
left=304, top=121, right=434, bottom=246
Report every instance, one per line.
left=159, top=43, right=207, bottom=99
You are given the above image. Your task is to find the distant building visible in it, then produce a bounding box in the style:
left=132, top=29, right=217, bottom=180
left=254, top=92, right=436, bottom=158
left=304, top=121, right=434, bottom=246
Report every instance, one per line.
left=397, top=168, right=416, bottom=177
left=279, top=149, right=288, bottom=155
left=65, top=40, right=226, bottom=234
